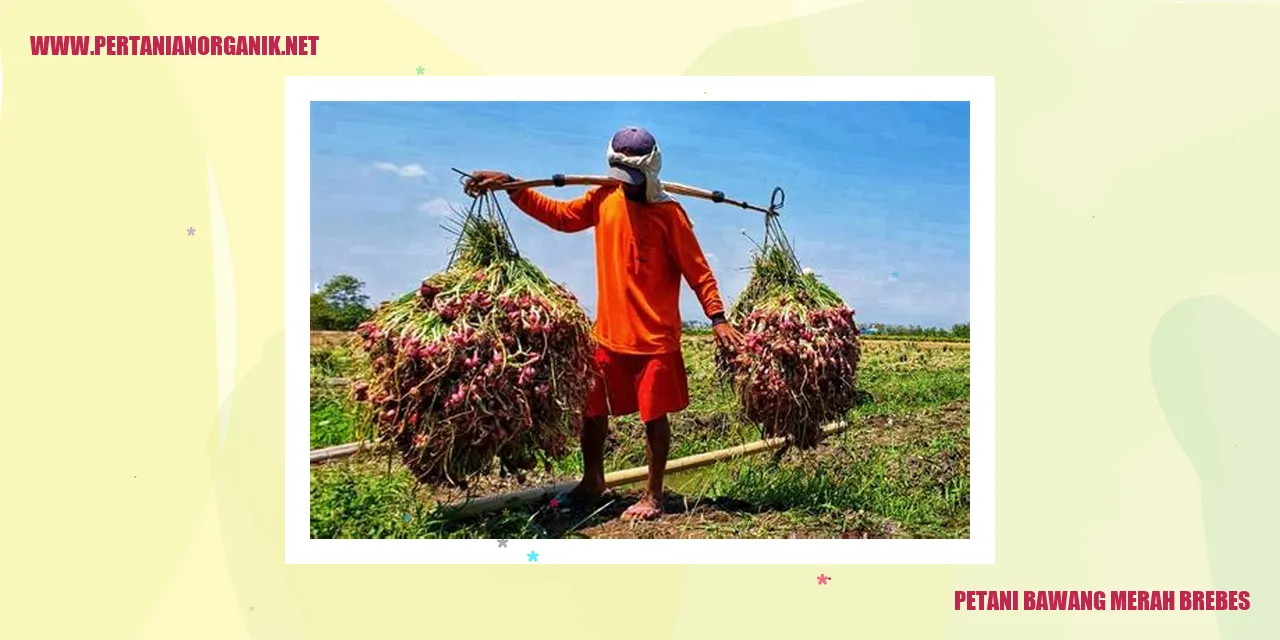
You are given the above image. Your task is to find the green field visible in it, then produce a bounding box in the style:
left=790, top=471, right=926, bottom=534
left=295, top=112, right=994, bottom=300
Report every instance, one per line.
left=309, top=336, right=970, bottom=539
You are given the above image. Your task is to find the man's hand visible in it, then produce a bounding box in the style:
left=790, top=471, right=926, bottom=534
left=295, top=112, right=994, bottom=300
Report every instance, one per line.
left=464, top=170, right=515, bottom=197
left=712, top=320, right=747, bottom=352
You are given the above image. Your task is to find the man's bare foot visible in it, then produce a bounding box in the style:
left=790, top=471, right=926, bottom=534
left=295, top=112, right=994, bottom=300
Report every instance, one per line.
left=567, top=476, right=605, bottom=502
left=620, top=494, right=663, bottom=521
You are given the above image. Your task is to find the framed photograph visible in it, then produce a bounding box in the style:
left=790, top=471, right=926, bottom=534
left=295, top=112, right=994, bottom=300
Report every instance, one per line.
left=285, top=76, right=993, bottom=564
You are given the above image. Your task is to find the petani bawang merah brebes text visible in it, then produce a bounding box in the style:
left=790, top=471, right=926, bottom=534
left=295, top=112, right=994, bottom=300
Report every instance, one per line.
left=954, top=590, right=1251, bottom=611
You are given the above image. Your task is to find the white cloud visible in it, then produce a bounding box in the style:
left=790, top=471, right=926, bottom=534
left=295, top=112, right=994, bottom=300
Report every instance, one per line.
left=374, top=162, right=429, bottom=178
left=419, top=198, right=459, bottom=218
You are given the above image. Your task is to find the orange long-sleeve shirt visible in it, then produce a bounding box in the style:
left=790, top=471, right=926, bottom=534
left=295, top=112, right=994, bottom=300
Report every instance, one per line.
left=510, top=185, right=725, bottom=355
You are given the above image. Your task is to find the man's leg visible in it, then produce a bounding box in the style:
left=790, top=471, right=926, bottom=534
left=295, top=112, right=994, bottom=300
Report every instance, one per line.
left=569, top=416, right=609, bottom=499
left=622, top=414, right=669, bottom=520
left=571, top=345, right=618, bottom=501
left=621, top=350, right=686, bottom=521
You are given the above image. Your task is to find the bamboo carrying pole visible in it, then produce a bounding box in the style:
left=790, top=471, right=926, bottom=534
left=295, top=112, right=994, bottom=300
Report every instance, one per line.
left=439, top=420, right=850, bottom=520
left=455, top=170, right=786, bottom=217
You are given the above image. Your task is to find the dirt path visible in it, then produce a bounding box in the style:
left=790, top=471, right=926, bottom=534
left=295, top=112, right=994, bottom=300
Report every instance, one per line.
left=517, top=401, right=971, bottom=539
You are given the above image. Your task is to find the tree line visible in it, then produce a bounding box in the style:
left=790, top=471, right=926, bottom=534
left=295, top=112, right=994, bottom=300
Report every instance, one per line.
left=863, top=322, right=969, bottom=339
left=311, top=274, right=970, bottom=340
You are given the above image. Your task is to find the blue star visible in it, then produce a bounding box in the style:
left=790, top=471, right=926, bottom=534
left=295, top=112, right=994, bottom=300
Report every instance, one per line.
left=403, top=513, right=412, bottom=522
left=527, top=550, right=539, bottom=563
left=890, top=271, right=899, bottom=279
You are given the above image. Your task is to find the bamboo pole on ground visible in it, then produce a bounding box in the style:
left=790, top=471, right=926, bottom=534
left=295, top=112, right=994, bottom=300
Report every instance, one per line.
left=307, top=416, right=858, bottom=471
left=439, top=420, right=851, bottom=520
left=310, top=441, right=372, bottom=464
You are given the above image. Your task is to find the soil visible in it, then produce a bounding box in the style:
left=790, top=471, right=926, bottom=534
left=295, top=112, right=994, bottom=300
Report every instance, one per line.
left=445, top=400, right=971, bottom=539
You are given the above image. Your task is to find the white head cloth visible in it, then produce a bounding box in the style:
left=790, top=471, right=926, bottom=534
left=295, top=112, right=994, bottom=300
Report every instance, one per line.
left=605, top=140, right=671, bottom=204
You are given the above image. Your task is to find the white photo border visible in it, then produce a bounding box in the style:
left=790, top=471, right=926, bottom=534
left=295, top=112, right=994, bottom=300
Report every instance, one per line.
left=285, top=76, right=995, bottom=564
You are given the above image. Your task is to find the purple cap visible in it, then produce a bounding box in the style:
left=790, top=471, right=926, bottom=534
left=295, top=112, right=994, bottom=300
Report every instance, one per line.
left=611, top=126, right=657, bottom=156
left=608, top=126, right=655, bottom=185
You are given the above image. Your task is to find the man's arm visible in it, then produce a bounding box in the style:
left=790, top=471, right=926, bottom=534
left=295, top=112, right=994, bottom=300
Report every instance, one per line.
left=464, top=170, right=600, bottom=233
left=508, top=187, right=600, bottom=233
left=667, top=205, right=726, bottom=321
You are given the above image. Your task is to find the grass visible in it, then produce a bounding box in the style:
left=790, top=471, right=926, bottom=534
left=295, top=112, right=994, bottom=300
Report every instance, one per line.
left=309, top=345, right=362, bottom=448
left=699, top=408, right=970, bottom=538
left=309, top=336, right=970, bottom=539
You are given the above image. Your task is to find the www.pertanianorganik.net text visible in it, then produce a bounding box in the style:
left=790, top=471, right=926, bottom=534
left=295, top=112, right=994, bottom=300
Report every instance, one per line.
left=30, top=35, right=319, bottom=56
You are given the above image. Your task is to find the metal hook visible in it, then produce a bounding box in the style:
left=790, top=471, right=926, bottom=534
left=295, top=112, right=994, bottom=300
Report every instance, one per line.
left=768, top=186, right=786, bottom=216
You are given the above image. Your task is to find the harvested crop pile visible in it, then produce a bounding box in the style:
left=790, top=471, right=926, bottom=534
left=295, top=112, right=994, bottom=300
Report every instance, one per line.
left=349, top=194, right=594, bottom=486
left=715, top=215, right=861, bottom=448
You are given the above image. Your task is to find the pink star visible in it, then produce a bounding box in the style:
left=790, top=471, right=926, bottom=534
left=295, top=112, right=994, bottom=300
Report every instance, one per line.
left=816, top=574, right=830, bottom=585
left=549, top=497, right=560, bottom=508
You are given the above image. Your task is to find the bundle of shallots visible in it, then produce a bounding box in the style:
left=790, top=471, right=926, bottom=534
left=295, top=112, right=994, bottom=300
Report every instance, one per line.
left=350, top=194, right=594, bottom=485
left=715, top=215, right=860, bottom=448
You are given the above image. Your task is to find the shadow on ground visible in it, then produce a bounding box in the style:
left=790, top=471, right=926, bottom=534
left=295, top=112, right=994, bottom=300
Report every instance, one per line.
left=434, top=488, right=905, bottom=540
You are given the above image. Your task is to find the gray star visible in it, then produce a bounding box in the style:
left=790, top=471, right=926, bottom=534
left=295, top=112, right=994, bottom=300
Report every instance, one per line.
left=497, top=539, right=508, bottom=548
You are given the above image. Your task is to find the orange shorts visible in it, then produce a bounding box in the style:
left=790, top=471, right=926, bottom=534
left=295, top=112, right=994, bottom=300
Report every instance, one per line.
left=585, top=346, right=689, bottom=423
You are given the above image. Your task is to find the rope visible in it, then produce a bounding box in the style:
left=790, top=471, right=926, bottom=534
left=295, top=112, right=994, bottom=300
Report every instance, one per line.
left=489, top=191, right=521, bottom=258
left=761, top=210, right=803, bottom=273
left=446, top=186, right=522, bottom=269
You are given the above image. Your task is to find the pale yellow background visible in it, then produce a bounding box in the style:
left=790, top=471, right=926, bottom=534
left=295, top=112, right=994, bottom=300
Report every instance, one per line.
left=2, top=1, right=1277, bottom=638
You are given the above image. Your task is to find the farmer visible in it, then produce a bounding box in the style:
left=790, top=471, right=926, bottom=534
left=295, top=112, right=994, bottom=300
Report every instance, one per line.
left=465, top=126, right=746, bottom=520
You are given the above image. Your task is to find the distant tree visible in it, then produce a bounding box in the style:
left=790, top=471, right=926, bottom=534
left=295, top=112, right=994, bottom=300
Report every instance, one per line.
left=310, top=274, right=373, bottom=331
left=319, top=274, right=369, bottom=308
left=310, top=293, right=334, bottom=329
left=951, top=323, right=970, bottom=339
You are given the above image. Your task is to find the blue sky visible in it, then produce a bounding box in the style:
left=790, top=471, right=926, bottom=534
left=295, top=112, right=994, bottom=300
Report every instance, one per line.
left=310, top=101, right=970, bottom=327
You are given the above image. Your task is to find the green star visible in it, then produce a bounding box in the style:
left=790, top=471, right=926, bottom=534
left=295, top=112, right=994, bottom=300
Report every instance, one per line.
left=416, top=66, right=424, bottom=75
